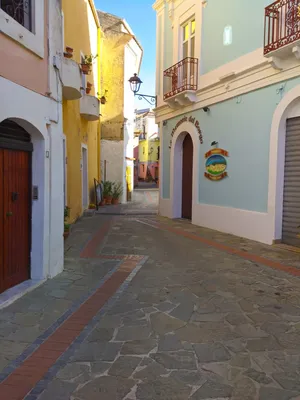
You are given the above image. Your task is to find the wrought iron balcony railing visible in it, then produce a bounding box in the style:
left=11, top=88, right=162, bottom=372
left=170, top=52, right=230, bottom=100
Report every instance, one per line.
left=264, top=0, right=300, bottom=55
left=163, top=57, right=198, bottom=100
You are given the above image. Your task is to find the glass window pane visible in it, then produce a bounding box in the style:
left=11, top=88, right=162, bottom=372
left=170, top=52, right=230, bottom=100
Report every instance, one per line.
left=191, top=37, right=195, bottom=58
left=183, top=41, right=188, bottom=59
left=191, top=20, right=195, bottom=35
left=183, top=24, right=189, bottom=41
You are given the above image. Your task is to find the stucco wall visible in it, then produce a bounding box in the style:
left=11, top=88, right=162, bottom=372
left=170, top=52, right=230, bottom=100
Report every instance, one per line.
left=0, top=0, right=49, bottom=95
left=100, top=25, right=126, bottom=141
left=201, top=0, right=270, bottom=73
left=62, top=0, right=100, bottom=221
left=162, top=77, right=300, bottom=212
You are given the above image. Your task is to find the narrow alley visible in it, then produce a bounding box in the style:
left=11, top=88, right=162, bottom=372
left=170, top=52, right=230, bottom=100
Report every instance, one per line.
left=1, top=189, right=300, bottom=399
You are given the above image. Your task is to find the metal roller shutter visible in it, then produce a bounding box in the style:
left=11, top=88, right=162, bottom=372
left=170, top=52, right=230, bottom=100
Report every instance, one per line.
left=282, top=117, right=300, bottom=247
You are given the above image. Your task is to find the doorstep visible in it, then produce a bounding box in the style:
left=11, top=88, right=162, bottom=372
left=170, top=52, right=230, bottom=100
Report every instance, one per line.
left=0, top=279, right=46, bottom=310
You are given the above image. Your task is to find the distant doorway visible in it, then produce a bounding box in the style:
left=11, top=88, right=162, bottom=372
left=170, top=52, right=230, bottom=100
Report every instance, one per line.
left=81, top=145, right=88, bottom=210
left=181, top=134, right=193, bottom=219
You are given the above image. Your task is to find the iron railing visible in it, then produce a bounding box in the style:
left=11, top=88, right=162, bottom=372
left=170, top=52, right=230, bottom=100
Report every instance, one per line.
left=163, top=57, right=198, bottom=100
left=264, top=0, right=300, bottom=55
left=0, top=0, right=32, bottom=31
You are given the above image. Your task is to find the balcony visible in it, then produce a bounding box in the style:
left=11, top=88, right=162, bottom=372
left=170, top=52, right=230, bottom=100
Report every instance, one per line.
left=264, top=0, right=300, bottom=64
left=61, top=58, right=82, bottom=100
left=80, top=95, right=100, bottom=121
left=163, top=57, right=198, bottom=107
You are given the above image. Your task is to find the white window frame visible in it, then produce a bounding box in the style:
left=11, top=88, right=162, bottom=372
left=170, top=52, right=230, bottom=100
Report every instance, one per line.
left=181, top=18, right=195, bottom=60
left=0, top=0, right=45, bottom=58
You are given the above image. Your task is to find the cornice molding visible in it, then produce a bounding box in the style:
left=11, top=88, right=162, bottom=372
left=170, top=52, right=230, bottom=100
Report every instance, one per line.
left=154, top=61, right=300, bottom=122
left=153, top=0, right=165, bottom=11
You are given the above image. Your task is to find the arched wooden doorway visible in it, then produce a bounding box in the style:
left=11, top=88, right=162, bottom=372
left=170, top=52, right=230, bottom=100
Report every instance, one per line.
left=182, top=134, right=193, bottom=219
left=0, top=119, right=32, bottom=293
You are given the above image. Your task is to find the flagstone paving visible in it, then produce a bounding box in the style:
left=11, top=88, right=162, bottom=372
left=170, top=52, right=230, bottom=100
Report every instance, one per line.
left=1, top=190, right=300, bottom=398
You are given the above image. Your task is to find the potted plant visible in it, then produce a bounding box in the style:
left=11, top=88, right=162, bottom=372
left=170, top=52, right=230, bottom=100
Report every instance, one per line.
left=64, top=223, right=70, bottom=239
left=99, top=198, right=106, bottom=206
left=88, top=203, right=96, bottom=209
left=87, top=82, right=93, bottom=88
left=86, top=86, right=92, bottom=95
left=102, top=180, right=113, bottom=205
left=66, top=46, right=73, bottom=55
left=81, top=54, right=98, bottom=75
left=64, top=46, right=73, bottom=59
left=112, top=182, right=123, bottom=205
left=64, top=206, right=71, bottom=239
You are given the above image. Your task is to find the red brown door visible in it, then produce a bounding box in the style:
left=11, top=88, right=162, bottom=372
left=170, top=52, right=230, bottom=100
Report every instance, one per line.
left=0, top=149, right=31, bottom=293
left=182, top=134, right=193, bottom=219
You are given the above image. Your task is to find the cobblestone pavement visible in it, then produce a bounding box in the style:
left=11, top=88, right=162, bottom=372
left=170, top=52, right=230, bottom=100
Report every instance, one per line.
left=1, top=191, right=300, bottom=399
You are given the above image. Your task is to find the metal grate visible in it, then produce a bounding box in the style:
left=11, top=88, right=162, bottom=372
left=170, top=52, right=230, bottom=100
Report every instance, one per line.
left=0, top=0, right=32, bottom=31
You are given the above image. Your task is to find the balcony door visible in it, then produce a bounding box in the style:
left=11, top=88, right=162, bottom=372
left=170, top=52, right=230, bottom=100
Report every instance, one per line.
left=182, top=19, right=195, bottom=87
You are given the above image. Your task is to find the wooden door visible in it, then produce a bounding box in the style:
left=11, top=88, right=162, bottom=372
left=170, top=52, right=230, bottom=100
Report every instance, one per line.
left=182, top=134, right=193, bottom=219
left=0, top=149, right=30, bottom=292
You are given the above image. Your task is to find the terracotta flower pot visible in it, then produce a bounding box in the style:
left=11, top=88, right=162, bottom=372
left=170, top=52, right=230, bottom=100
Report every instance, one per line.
left=86, top=88, right=91, bottom=94
left=66, top=46, right=73, bottom=54
left=81, top=63, right=91, bottom=75
left=63, top=231, right=70, bottom=239
left=112, top=198, right=119, bottom=205
left=99, top=199, right=106, bottom=206
left=105, top=196, right=112, bottom=205
left=64, top=52, right=73, bottom=59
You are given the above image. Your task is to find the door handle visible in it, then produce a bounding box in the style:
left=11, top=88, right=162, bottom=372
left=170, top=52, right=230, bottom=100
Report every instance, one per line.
left=6, top=211, right=13, bottom=217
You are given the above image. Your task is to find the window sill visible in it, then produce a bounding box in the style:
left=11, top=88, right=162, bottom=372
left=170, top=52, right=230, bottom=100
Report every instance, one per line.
left=0, top=6, right=44, bottom=58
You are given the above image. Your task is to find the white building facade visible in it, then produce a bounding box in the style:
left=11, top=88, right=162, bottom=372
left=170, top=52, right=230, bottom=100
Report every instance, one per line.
left=154, top=0, right=300, bottom=248
left=0, top=0, right=64, bottom=301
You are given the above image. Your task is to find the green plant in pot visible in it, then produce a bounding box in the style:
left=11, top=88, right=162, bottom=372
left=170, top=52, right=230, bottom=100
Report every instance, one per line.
left=102, top=181, right=113, bottom=205
left=64, top=206, right=71, bottom=239
left=81, top=54, right=98, bottom=75
left=112, top=182, right=123, bottom=205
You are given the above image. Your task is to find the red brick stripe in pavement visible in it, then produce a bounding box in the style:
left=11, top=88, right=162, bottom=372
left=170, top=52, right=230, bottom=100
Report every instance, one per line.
left=0, top=258, right=142, bottom=400
left=143, top=219, right=300, bottom=278
left=80, top=219, right=112, bottom=258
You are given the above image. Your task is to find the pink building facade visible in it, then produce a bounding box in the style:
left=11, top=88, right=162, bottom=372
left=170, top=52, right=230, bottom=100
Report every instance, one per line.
left=0, top=1, right=64, bottom=299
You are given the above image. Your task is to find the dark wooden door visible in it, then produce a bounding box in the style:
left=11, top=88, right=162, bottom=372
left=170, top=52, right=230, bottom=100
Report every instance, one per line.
left=0, top=149, right=30, bottom=292
left=182, top=134, right=193, bottom=219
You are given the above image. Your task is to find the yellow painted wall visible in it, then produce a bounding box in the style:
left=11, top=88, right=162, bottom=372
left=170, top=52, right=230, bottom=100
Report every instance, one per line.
left=139, top=140, right=148, bottom=163
left=148, top=140, right=160, bottom=162
left=138, top=139, right=160, bottom=162
left=62, top=0, right=101, bottom=222
left=99, top=18, right=132, bottom=140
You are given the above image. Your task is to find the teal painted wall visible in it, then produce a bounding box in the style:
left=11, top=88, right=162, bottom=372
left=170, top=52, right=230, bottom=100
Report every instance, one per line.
left=201, top=0, right=270, bottom=73
left=162, top=79, right=300, bottom=211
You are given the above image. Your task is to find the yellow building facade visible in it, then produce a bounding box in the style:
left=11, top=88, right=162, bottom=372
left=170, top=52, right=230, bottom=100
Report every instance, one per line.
left=62, top=0, right=101, bottom=222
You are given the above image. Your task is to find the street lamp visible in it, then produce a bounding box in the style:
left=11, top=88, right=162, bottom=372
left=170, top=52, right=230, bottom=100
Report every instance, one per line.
left=129, top=73, right=157, bottom=107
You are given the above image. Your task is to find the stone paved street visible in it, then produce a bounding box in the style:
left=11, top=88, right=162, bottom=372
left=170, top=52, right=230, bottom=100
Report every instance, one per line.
left=1, top=189, right=300, bottom=399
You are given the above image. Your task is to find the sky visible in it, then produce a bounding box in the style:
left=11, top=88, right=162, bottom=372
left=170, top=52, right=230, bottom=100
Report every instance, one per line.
left=95, top=0, right=156, bottom=109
